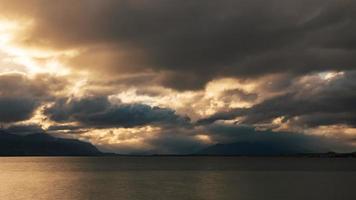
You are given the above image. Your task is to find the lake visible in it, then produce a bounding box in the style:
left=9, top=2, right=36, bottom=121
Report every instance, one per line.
left=0, top=157, right=355, bottom=200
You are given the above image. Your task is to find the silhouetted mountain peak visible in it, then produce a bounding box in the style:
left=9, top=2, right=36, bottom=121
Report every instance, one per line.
left=24, top=132, right=56, bottom=141
left=0, top=131, right=102, bottom=156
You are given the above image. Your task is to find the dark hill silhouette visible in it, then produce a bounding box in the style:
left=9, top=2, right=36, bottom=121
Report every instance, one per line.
left=0, top=130, right=102, bottom=156
left=196, top=141, right=356, bottom=157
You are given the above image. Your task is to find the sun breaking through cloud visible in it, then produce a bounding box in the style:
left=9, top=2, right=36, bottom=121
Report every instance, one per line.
left=1, top=0, right=356, bottom=154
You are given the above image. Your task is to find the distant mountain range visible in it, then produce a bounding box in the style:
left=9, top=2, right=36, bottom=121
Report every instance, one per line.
left=0, top=130, right=102, bottom=156
left=196, top=141, right=305, bottom=156
left=0, top=130, right=355, bottom=157
left=195, top=142, right=356, bottom=157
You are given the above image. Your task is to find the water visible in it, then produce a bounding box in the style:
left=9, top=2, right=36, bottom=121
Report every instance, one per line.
left=0, top=157, right=355, bottom=200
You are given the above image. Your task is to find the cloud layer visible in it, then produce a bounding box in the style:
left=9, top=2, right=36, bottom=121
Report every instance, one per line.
left=0, top=0, right=356, bottom=154
left=199, top=71, right=356, bottom=128
left=44, top=96, right=191, bottom=128
left=0, top=73, right=66, bottom=123
left=2, top=0, right=356, bottom=90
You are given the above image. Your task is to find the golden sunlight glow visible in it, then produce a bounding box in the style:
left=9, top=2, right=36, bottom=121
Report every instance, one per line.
left=205, top=78, right=256, bottom=98
left=318, top=71, right=344, bottom=81
left=195, top=134, right=213, bottom=144
left=77, top=126, right=162, bottom=153
left=19, top=105, right=53, bottom=130
left=0, top=18, right=74, bottom=75
left=69, top=78, right=89, bottom=97
left=308, top=125, right=356, bottom=137
left=110, top=78, right=259, bottom=120
left=82, top=126, right=161, bottom=145
left=0, top=20, right=21, bottom=43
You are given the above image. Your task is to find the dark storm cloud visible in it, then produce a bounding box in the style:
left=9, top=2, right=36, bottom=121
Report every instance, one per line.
left=0, top=73, right=66, bottom=123
left=44, top=96, right=191, bottom=128
left=0, top=97, right=38, bottom=123
left=2, top=0, right=356, bottom=90
left=0, top=73, right=38, bottom=124
left=198, top=71, right=356, bottom=128
left=203, top=124, right=353, bottom=153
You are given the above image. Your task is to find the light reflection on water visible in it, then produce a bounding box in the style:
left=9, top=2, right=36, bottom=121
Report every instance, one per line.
left=0, top=157, right=355, bottom=200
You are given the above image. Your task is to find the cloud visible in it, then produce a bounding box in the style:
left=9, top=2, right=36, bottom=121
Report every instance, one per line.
left=0, top=73, right=66, bottom=123
left=204, top=124, right=354, bottom=153
left=219, top=88, right=258, bottom=104
left=1, top=0, right=356, bottom=154
left=198, top=71, right=356, bottom=128
left=0, top=97, right=38, bottom=123
left=44, top=96, right=191, bottom=128
left=2, top=0, right=356, bottom=90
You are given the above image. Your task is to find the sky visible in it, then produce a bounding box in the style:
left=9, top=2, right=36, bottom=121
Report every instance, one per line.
left=0, top=0, right=355, bottom=154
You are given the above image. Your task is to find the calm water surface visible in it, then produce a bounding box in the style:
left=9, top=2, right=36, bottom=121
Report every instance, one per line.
left=0, top=157, right=355, bottom=200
